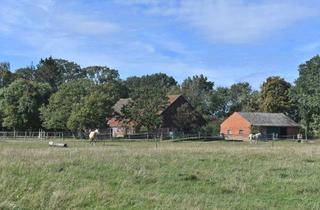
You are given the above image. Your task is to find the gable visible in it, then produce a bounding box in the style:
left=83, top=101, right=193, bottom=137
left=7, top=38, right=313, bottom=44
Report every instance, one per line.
left=221, top=112, right=252, bottom=128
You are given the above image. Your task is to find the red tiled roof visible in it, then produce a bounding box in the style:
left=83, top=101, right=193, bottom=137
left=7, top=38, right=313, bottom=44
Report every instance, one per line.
left=107, top=118, right=136, bottom=127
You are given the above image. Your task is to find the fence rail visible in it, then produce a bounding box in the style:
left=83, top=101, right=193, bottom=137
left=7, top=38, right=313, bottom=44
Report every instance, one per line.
left=224, top=134, right=302, bottom=141
left=0, top=130, right=223, bottom=141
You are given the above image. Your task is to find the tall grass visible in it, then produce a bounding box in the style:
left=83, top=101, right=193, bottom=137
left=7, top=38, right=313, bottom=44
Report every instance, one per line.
left=1, top=140, right=320, bottom=209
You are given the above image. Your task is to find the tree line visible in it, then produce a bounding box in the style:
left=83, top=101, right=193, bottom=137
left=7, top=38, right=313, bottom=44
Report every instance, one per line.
left=0, top=55, right=320, bottom=137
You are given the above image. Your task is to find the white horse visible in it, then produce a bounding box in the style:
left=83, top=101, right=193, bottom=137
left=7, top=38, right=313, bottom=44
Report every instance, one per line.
left=249, top=133, right=261, bottom=144
left=89, top=129, right=99, bottom=144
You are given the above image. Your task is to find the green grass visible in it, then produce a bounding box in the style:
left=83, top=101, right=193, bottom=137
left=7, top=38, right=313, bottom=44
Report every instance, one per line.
left=1, top=139, right=320, bottom=209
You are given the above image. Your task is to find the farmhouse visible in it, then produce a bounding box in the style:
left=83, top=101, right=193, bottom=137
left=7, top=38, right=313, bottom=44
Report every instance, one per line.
left=220, top=112, right=299, bottom=141
left=107, top=95, right=205, bottom=137
left=107, top=98, right=137, bottom=138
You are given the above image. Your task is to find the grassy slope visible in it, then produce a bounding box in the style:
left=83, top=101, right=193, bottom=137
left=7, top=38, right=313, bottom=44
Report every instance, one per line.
left=1, top=140, right=320, bottom=210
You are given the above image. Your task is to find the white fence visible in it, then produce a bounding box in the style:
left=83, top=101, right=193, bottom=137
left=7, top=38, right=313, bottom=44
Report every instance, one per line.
left=0, top=131, right=64, bottom=140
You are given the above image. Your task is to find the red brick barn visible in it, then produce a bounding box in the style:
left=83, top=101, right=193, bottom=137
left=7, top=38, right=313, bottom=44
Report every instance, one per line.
left=220, top=112, right=299, bottom=141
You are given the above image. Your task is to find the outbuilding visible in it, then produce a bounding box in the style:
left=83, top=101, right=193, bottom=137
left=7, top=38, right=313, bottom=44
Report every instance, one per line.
left=220, top=112, right=299, bottom=141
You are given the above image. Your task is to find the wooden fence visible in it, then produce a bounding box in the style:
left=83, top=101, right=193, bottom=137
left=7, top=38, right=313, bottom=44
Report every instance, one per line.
left=0, top=130, right=222, bottom=141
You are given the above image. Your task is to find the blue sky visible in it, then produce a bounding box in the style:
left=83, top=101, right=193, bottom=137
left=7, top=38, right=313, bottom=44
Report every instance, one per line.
left=1, top=0, right=320, bottom=88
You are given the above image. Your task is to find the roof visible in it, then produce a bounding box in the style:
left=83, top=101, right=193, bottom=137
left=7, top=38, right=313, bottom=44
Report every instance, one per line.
left=167, top=95, right=180, bottom=104
left=238, top=112, right=299, bottom=127
left=112, top=98, right=132, bottom=115
left=113, top=95, right=182, bottom=116
left=158, top=95, right=185, bottom=115
left=107, top=118, right=136, bottom=127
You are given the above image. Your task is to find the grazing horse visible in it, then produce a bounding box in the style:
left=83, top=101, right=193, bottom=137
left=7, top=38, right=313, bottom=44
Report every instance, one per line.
left=249, top=133, right=261, bottom=144
left=89, top=129, right=99, bottom=144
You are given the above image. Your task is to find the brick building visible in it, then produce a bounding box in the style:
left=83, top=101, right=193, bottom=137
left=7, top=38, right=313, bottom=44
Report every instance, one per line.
left=107, top=95, right=205, bottom=137
left=220, top=112, right=299, bottom=141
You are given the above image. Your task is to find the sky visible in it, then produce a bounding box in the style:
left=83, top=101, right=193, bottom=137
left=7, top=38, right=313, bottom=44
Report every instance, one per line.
left=1, top=0, right=320, bottom=89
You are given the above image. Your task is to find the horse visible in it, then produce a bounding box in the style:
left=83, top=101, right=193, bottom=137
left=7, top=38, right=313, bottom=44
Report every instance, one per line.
left=249, top=133, right=261, bottom=144
left=89, top=129, right=99, bottom=144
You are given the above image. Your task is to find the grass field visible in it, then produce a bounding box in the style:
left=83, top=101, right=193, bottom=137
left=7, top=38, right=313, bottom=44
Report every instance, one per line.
left=1, top=139, right=320, bottom=210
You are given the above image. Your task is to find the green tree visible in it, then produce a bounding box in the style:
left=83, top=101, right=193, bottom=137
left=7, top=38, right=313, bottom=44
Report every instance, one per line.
left=173, top=103, right=203, bottom=132
left=14, top=66, right=36, bottom=81
left=36, top=57, right=63, bottom=91
left=83, top=66, right=120, bottom=84
left=209, top=87, right=230, bottom=118
left=67, top=82, right=122, bottom=130
left=54, top=59, right=84, bottom=82
left=243, top=90, right=261, bottom=112
left=36, top=57, right=85, bottom=92
left=40, top=79, right=94, bottom=130
left=123, top=88, right=168, bottom=132
left=260, top=76, right=292, bottom=114
left=292, top=55, right=320, bottom=136
left=209, top=83, right=257, bottom=118
left=0, top=62, right=14, bottom=88
left=181, top=74, right=214, bottom=116
left=228, top=82, right=253, bottom=113
left=0, top=79, right=50, bottom=130
left=125, top=73, right=177, bottom=98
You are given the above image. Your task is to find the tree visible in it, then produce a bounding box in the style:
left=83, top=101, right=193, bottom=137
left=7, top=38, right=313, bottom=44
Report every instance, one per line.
left=0, top=79, right=50, bottom=130
left=54, top=59, right=84, bottom=82
left=173, top=103, right=203, bottom=132
left=125, top=73, right=177, bottom=98
left=209, top=87, right=230, bottom=118
left=260, top=76, right=293, bottom=114
left=209, top=83, right=257, bottom=118
left=40, top=79, right=94, bottom=130
left=181, top=74, right=214, bottom=116
left=35, top=57, right=63, bottom=92
left=243, top=90, right=261, bottom=112
left=123, top=88, right=168, bottom=132
left=14, top=66, right=36, bottom=81
left=292, top=55, right=320, bottom=136
left=36, top=57, right=85, bottom=92
left=0, top=62, right=14, bottom=88
left=83, top=66, right=120, bottom=84
left=67, top=81, right=122, bottom=130
left=228, top=82, right=253, bottom=113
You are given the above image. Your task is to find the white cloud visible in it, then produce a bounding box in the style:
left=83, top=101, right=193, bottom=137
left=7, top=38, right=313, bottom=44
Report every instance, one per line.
left=125, top=0, right=318, bottom=44
left=56, top=14, right=120, bottom=36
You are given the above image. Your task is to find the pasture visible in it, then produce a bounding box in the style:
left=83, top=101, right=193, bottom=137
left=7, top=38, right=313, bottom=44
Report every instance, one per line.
left=1, top=139, right=320, bottom=209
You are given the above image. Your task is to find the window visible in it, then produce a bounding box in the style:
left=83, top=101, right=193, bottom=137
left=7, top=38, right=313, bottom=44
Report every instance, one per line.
left=239, top=129, right=244, bottom=135
left=227, top=130, right=232, bottom=135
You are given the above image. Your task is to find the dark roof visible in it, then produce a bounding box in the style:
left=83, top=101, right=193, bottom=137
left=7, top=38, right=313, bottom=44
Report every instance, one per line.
left=113, top=95, right=183, bottom=116
left=112, top=98, right=132, bottom=115
left=238, top=112, right=299, bottom=127
left=158, top=95, right=182, bottom=115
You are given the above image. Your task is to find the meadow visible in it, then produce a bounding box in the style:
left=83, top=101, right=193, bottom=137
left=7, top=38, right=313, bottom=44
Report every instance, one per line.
left=1, top=139, right=320, bottom=210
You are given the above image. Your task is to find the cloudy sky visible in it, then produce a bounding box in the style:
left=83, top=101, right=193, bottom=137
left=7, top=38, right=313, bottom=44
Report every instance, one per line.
left=1, top=0, right=320, bottom=88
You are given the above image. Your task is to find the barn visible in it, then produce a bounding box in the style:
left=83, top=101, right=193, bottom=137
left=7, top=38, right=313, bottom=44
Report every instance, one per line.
left=220, top=112, right=299, bottom=141
left=107, top=95, right=205, bottom=137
